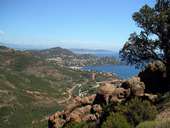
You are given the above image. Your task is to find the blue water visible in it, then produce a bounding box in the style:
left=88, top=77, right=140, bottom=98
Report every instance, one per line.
left=82, top=64, right=140, bottom=79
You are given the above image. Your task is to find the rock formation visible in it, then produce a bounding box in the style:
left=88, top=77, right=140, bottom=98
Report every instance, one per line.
left=138, top=60, right=168, bottom=93
left=48, top=95, right=98, bottom=128
left=121, top=76, right=145, bottom=96
left=93, top=83, right=128, bottom=105
left=48, top=77, right=158, bottom=128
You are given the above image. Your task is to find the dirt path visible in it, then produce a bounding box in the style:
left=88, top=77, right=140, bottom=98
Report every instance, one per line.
left=57, top=85, right=77, bottom=104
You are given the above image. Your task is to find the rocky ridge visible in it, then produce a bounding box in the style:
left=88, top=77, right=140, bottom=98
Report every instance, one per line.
left=48, top=76, right=157, bottom=128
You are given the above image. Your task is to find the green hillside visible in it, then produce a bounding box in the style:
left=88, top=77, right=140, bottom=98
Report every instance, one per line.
left=0, top=46, right=96, bottom=128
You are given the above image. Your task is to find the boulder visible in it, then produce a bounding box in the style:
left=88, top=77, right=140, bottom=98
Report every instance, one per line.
left=121, top=77, right=145, bottom=96
left=144, top=93, right=158, bottom=102
left=48, top=113, right=66, bottom=128
left=82, top=114, right=97, bottom=121
left=138, top=60, right=167, bottom=93
left=113, top=87, right=128, bottom=99
left=74, top=95, right=96, bottom=105
left=69, top=105, right=92, bottom=122
left=94, top=83, right=116, bottom=105
left=64, top=102, right=81, bottom=113
left=98, top=83, right=116, bottom=95
left=94, top=83, right=130, bottom=105
left=69, top=112, right=82, bottom=122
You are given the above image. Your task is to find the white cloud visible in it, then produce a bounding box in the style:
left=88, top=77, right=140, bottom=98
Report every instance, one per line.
left=0, top=30, right=5, bottom=36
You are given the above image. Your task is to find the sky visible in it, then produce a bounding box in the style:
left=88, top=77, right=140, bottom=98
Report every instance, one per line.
left=0, top=0, right=155, bottom=51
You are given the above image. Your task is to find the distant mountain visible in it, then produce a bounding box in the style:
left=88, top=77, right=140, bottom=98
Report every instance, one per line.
left=70, top=48, right=119, bottom=58
left=29, top=47, right=75, bottom=58
left=28, top=47, right=119, bottom=66
left=0, top=42, right=119, bottom=57
left=70, top=48, right=113, bottom=54
left=0, top=42, right=41, bottom=50
left=0, top=43, right=119, bottom=66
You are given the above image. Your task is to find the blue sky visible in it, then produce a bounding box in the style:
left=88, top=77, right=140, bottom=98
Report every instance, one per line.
left=0, top=0, right=155, bottom=51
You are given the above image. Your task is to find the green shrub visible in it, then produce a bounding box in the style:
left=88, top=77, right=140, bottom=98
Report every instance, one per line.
left=136, top=119, right=170, bottom=128
left=156, top=119, right=170, bottom=128
left=136, top=121, right=157, bottom=128
left=64, top=122, right=86, bottom=128
left=63, top=122, right=96, bottom=128
left=101, top=113, right=131, bottom=128
left=128, top=98, right=157, bottom=126
left=116, top=97, right=158, bottom=126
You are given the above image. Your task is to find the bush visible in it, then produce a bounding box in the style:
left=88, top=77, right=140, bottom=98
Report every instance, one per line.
left=126, top=98, right=157, bottom=126
left=136, top=119, right=170, bottom=128
left=101, top=113, right=131, bottom=128
left=116, top=97, right=158, bottom=126
left=156, top=119, right=170, bottom=128
left=136, top=121, right=157, bottom=128
left=63, top=122, right=86, bottom=128
left=63, top=122, right=96, bottom=128
left=138, top=61, right=168, bottom=93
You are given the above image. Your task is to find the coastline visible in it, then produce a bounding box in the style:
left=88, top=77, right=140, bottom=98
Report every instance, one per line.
left=80, top=64, right=139, bottom=79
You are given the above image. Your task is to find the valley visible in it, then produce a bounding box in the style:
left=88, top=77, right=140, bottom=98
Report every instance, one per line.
left=0, top=45, right=117, bottom=128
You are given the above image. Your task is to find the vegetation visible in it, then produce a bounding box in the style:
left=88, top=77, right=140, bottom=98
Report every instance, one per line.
left=120, top=0, right=170, bottom=68
left=1, top=0, right=170, bottom=128
left=58, top=0, right=170, bottom=128
left=0, top=46, right=104, bottom=128
left=101, top=113, right=131, bottom=128
left=118, top=1, right=170, bottom=128
left=136, top=121, right=158, bottom=128
left=136, top=119, right=170, bottom=128
left=89, top=97, right=158, bottom=128
left=119, top=0, right=170, bottom=92
left=124, top=98, right=157, bottom=126
left=156, top=119, right=170, bottom=128
left=112, top=97, right=157, bottom=127
left=63, top=122, right=96, bottom=128
left=158, top=92, right=170, bottom=110
left=40, top=1, right=170, bottom=127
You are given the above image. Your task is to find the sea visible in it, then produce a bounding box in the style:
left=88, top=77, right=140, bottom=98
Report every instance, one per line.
left=81, top=52, right=139, bottom=79
left=82, top=64, right=140, bottom=79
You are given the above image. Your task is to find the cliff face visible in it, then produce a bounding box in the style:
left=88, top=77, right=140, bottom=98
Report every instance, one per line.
left=48, top=76, right=157, bottom=128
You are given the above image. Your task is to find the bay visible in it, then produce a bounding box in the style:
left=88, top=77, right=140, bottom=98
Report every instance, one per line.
left=82, top=64, right=140, bottom=79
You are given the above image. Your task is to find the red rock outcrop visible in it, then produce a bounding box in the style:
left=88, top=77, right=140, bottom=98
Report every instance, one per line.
left=121, top=76, right=145, bottom=96
left=48, top=76, right=157, bottom=128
